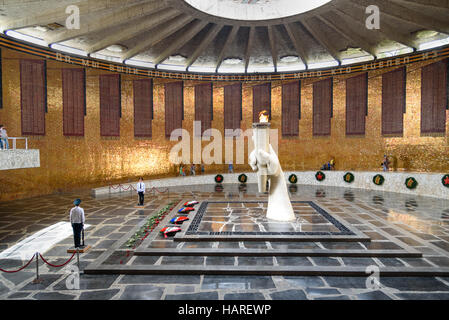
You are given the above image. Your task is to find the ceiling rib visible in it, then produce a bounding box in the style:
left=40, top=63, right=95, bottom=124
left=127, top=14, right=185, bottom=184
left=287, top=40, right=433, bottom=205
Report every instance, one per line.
left=284, top=23, right=309, bottom=68
left=153, top=20, right=209, bottom=66
left=389, top=0, right=449, bottom=16
left=87, top=9, right=181, bottom=54
left=47, top=1, right=171, bottom=45
left=299, top=18, right=342, bottom=64
left=215, top=26, right=239, bottom=72
left=350, top=0, right=449, bottom=35
left=317, top=15, right=377, bottom=58
left=121, top=15, right=194, bottom=61
left=1, top=0, right=130, bottom=31
left=267, top=25, right=278, bottom=72
left=332, top=7, right=418, bottom=51
left=244, top=27, right=255, bottom=73
left=186, top=23, right=223, bottom=70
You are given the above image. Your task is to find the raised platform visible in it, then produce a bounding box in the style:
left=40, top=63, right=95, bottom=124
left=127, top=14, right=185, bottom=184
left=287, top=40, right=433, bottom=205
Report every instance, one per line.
left=83, top=197, right=449, bottom=277
left=0, top=149, right=40, bottom=171
left=92, top=171, right=449, bottom=200
left=67, top=245, right=91, bottom=254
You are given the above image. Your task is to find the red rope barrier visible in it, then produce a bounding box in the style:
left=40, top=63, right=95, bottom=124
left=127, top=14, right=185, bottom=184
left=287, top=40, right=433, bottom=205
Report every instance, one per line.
left=39, top=252, right=76, bottom=268
left=110, top=184, right=171, bottom=193
left=0, top=255, right=35, bottom=273
left=109, top=184, right=137, bottom=191
left=151, top=187, right=169, bottom=194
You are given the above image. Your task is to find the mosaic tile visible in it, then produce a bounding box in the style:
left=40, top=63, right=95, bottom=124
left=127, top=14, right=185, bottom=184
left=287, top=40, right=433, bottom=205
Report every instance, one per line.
left=165, top=291, right=218, bottom=300
left=270, top=289, right=307, bottom=300
left=223, top=293, right=265, bottom=300
left=201, top=276, right=276, bottom=290
left=120, top=285, right=164, bottom=300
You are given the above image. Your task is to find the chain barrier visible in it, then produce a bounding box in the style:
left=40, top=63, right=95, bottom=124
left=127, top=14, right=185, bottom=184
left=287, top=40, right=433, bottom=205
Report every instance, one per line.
left=0, top=255, right=35, bottom=273
left=108, top=185, right=169, bottom=194
left=1, top=251, right=80, bottom=285
left=109, top=184, right=137, bottom=191
left=151, top=187, right=169, bottom=194
left=39, top=252, right=76, bottom=268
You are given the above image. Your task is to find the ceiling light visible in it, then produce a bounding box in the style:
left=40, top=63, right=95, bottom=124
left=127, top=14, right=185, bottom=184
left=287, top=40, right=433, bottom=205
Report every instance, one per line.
left=280, top=55, right=300, bottom=63
left=418, top=37, right=449, bottom=51
left=277, top=64, right=306, bottom=72
left=50, top=43, right=88, bottom=57
left=188, top=65, right=216, bottom=73
left=157, top=64, right=187, bottom=72
left=415, top=30, right=439, bottom=39
left=377, top=47, right=414, bottom=59
left=90, top=52, right=122, bottom=63
left=34, top=26, right=50, bottom=32
left=247, top=65, right=275, bottom=73
left=223, top=58, right=243, bottom=65
left=341, top=55, right=374, bottom=65
left=308, top=60, right=339, bottom=69
left=106, top=44, right=128, bottom=53
left=125, top=59, right=155, bottom=69
left=168, top=54, right=187, bottom=62
left=5, top=30, right=47, bottom=47
left=217, top=65, right=245, bottom=73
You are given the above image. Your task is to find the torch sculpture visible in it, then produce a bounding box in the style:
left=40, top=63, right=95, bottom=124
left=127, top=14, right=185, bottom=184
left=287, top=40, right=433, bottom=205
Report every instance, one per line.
left=249, top=111, right=296, bottom=222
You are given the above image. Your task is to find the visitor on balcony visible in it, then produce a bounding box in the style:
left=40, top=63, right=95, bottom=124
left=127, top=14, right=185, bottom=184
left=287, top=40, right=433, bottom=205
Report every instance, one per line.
left=382, top=155, right=390, bottom=172
left=228, top=162, right=234, bottom=173
left=0, top=125, right=8, bottom=150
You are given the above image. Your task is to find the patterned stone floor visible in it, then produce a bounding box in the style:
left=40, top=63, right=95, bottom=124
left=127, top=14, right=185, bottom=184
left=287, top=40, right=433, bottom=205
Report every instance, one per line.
left=189, top=201, right=343, bottom=234
left=1, top=184, right=449, bottom=300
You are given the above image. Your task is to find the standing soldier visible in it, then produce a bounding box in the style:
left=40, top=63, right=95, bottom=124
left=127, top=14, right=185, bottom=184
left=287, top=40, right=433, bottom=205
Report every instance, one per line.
left=70, top=199, right=85, bottom=249
left=136, top=177, right=145, bottom=206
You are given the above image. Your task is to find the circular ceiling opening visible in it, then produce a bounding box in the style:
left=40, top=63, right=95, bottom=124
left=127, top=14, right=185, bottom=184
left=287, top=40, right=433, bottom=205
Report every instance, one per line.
left=184, top=0, right=333, bottom=21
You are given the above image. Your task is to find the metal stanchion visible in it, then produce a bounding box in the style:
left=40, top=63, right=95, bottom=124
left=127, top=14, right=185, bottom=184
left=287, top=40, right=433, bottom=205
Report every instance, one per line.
left=76, top=248, right=80, bottom=272
left=168, top=188, right=170, bottom=199
left=32, top=252, right=43, bottom=284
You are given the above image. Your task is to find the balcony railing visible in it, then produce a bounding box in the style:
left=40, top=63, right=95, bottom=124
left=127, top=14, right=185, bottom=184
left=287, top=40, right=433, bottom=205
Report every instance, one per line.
left=1, top=137, right=29, bottom=150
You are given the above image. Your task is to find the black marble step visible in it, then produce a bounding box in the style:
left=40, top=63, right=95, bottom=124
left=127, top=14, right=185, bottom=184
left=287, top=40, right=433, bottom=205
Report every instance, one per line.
left=174, top=234, right=371, bottom=242
left=84, top=264, right=449, bottom=276
left=134, top=248, right=421, bottom=258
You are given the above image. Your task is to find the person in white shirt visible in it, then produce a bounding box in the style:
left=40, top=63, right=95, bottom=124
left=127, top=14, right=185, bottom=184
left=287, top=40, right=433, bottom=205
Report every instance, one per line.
left=0, top=125, right=8, bottom=150
left=136, top=177, right=145, bottom=206
left=70, top=199, right=85, bottom=248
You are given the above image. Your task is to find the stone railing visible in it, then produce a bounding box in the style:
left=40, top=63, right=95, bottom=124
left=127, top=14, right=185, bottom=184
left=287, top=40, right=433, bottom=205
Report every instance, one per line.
left=92, top=171, right=449, bottom=200
left=2, top=137, right=28, bottom=150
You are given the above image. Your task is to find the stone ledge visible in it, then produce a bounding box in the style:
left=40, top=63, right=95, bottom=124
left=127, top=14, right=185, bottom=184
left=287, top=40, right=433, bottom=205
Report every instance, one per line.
left=134, top=248, right=421, bottom=258
left=0, top=149, right=40, bottom=170
left=83, top=265, right=449, bottom=276
left=92, top=171, right=449, bottom=199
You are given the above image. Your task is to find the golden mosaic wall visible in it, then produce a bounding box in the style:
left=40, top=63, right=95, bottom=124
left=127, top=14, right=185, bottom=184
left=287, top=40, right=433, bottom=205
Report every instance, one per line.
left=0, top=48, right=448, bottom=201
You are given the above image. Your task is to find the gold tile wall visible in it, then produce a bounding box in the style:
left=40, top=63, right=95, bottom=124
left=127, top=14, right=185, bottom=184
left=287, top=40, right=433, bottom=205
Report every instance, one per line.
left=0, top=48, right=448, bottom=201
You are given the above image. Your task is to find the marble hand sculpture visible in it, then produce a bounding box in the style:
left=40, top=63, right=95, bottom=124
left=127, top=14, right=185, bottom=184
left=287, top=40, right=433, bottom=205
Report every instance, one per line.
left=249, top=144, right=296, bottom=222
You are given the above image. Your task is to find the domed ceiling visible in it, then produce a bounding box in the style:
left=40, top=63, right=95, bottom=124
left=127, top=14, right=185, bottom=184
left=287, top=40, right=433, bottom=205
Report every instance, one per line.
left=0, top=0, right=448, bottom=74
